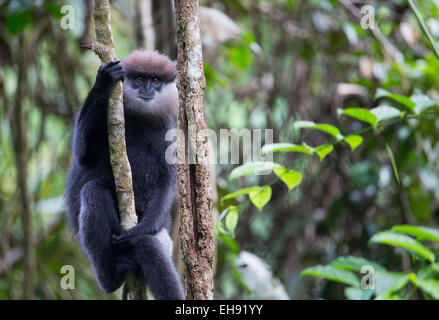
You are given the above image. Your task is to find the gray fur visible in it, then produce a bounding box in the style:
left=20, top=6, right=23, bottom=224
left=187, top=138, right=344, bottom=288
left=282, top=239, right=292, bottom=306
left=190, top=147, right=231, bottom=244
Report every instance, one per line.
left=65, top=51, right=184, bottom=299
left=123, top=81, right=178, bottom=118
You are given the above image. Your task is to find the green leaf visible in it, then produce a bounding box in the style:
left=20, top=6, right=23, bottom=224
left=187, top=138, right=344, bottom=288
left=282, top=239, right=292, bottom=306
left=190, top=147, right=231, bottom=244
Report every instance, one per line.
left=293, top=120, right=315, bottom=129
left=315, top=144, right=333, bottom=161
left=375, top=88, right=415, bottom=111
left=218, top=233, right=239, bottom=254
left=230, top=45, right=252, bottom=70
left=370, top=231, right=436, bottom=263
left=344, top=287, right=374, bottom=300
left=417, top=264, right=439, bottom=280
left=204, top=62, right=227, bottom=87
left=218, top=206, right=242, bottom=237
left=391, top=225, right=439, bottom=243
left=273, top=167, right=302, bottom=191
left=376, top=294, right=402, bottom=300
left=374, top=271, right=403, bottom=297
left=224, top=207, right=239, bottom=236
left=411, top=93, right=436, bottom=114
left=301, top=265, right=360, bottom=287
left=370, top=105, right=403, bottom=122
left=329, top=256, right=386, bottom=272
left=216, top=209, right=228, bottom=235
left=375, top=272, right=411, bottom=300
left=344, top=135, right=363, bottom=151
left=410, top=274, right=439, bottom=299
left=337, top=108, right=378, bottom=127
left=407, top=183, right=432, bottom=222
left=261, top=143, right=313, bottom=155
left=222, top=186, right=260, bottom=201
left=6, top=11, right=32, bottom=34
left=249, top=185, right=272, bottom=211
left=229, top=161, right=282, bottom=180
left=285, top=0, right=297, bottom=8
left=43, top=2, right=63, bottom=19
left=294, top=121, right=344, bottom=140
left=386, top=143, right=400, bottom=185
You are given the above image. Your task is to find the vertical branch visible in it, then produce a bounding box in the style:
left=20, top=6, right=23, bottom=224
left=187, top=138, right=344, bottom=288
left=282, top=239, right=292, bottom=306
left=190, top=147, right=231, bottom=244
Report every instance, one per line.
left=79, top=0, right=93, bottom=48
left=164, top=0, right=177, bottom=59
left=174, top=0, right=215, bottom=299
left=153, top=0, right=177, bottom=58
left=136, top=0, right=155, bottom=50
left=89, top=0, right=145, bottom=299
left=10, top=35, right=34, bottom=299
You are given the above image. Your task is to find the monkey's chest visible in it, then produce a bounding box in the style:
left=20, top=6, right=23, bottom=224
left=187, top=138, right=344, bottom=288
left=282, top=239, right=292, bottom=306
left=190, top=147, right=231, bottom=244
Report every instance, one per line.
left=128, top=146, right=159, bottom=183
left=124, top=126, right=172, bottom=210
left=127, top=142, right=164, bottom=197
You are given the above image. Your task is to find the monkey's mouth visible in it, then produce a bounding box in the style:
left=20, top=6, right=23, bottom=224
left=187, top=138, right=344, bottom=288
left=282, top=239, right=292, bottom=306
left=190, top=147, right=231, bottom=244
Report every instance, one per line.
left=139, top=95, right=154, bottom=101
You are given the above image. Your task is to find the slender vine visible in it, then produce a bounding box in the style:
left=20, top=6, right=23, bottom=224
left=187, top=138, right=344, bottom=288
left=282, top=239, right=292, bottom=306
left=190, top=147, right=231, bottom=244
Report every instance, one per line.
left=408, top=0, right=439, bottom=60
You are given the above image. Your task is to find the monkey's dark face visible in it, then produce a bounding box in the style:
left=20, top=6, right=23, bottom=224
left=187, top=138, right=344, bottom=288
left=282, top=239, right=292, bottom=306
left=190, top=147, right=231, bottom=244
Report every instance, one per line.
left=130, top=73, right=163, bottom=100
left=123, top=73, right=178, bottom=118
left=120, top=50, right=179, bottom=118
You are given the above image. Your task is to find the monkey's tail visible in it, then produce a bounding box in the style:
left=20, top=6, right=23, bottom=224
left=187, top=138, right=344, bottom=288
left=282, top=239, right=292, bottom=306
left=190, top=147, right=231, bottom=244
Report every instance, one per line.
left=134, top=235, right=185, bottom=300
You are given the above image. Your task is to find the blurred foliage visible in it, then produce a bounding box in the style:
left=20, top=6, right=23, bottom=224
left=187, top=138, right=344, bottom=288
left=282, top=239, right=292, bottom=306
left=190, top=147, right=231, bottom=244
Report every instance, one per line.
left=301, top=225, right=439, bottom=299
left=1, top=0, right=439, bottom=300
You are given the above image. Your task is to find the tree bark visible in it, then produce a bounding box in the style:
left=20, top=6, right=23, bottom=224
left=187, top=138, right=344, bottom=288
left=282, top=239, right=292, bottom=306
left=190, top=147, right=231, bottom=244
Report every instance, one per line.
left=174, top=0, right=215, bottom=300
left=88, top=0, right=145, bottom=300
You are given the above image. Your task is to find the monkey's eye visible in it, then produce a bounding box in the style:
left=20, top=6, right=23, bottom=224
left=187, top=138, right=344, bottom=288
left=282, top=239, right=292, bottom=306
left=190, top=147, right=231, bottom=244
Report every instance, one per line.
left=135, top=76, right=143, bottom=84
left=152, top=78, right=161, bottom=86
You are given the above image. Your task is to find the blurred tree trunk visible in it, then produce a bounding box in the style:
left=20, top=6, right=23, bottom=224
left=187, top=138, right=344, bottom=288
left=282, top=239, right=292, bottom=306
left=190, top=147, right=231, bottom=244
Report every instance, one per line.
left=135, top=0, right=155, bottom=50
left=174, top=0, right=215, bottom=300
left=10, top=35, right=34, bottom=299
left=90, top=0, right=145, bottom=300
left=79, top=0, right=93, bottom=48
left=153, top=0, right=177, bottom=59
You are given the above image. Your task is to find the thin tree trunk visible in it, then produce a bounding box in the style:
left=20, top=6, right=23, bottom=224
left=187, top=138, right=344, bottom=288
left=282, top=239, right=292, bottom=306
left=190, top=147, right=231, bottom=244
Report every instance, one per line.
left=174, top=0, right=215, bottom=300
left=153, top=0, right=177, bottom=59
left=87, top=0, right=145, bottom=300
left=164, top=0, right=177, bottom=59
left=10, top=35, right=34, bottom=299
left=136, top=0, right=155, bottom=50
left=79, top=0, right=93, bottom=48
